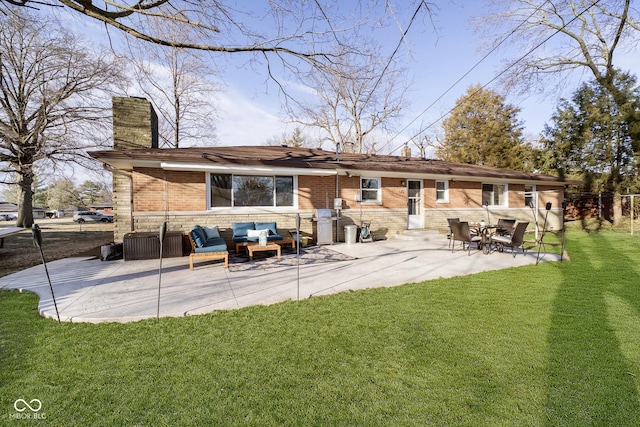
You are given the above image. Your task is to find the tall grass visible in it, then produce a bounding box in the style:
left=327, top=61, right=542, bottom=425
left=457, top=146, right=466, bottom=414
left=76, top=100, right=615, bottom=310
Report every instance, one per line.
left=1, top=230, right=639, bottom=426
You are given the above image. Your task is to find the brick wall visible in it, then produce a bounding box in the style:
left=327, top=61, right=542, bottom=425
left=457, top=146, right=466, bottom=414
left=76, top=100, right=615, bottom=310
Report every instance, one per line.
left=132, top=168, right=206, bottom=212
left=298, top=175, right=336, bottom=209
left=338, top=208, right=406, bottom=240
left=115, top=169, right=567, bottom=242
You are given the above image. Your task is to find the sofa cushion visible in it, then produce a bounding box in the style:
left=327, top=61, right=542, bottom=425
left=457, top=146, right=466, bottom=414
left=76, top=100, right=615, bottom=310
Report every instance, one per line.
left=232, top=221, right=255, bottom=237
left=203, top=225, right=220, bottom=239
left=194, top=224, right=208, bottom=242
left=194, top=241, right=227, bottom=253
left=255, top=221, right=278, bottom=236
left=190, top=228, right=206, bottom=248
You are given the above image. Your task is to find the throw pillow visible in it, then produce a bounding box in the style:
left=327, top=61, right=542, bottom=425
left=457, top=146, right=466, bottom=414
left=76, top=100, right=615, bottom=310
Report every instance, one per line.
left=204, top=226, right=220, bottom=239
left=246, top=229, right=269, bottom=238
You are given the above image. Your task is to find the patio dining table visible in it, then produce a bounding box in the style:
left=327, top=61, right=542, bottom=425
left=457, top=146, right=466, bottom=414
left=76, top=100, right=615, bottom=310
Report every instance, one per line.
left=470, top=223, right=501, bottom=254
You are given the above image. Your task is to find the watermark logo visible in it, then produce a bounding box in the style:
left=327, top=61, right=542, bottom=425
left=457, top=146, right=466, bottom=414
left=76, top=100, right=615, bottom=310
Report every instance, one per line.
left=9, top=399, right=46, bottom=420
left=14, top=399, right=41, bottom=413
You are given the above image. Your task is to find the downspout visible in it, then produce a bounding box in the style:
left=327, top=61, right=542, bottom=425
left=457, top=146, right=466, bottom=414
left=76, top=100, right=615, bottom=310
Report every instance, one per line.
left=336, top=171, right=340, bottom=243
left=335, top=142, right=340, bottom=242
left=163, top=170, right=169, bottom=223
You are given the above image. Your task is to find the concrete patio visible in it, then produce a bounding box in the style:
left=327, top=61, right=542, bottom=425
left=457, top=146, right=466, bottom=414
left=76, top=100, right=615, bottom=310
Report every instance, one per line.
left=0, top=236, right=560, bottom=323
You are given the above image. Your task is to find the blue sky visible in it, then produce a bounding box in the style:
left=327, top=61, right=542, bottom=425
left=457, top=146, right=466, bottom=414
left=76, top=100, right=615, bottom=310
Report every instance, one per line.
left=210, top=0, right=635, bottom=154
left=214, top=1, right=522, bottom=152
left=2, top=1, right=638, bottom=198
left=7, top=1, right=639, bottom=178
left=49, top=1, right=638, bottom=156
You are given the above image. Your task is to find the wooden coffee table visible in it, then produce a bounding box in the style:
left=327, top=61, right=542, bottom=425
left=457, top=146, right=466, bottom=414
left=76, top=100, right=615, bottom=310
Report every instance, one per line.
left=246, top=242, right=281, bottom=261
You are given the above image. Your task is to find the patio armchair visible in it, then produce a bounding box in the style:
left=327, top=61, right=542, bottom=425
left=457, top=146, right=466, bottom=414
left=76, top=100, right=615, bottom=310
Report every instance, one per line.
left=450, top=221, right=482, bottom=255
left=188, top=225, right=229, bottom=270
left=490, top=221, right=529, bottom=257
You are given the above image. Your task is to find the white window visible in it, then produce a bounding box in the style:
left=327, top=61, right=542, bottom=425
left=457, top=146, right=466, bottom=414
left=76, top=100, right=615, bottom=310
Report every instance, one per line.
left=360, top=177, right=381, bottom=204
left=482, top=183, right=507, bottom=207
left=435, top=180, right=449, bottom=203
left=209, top=174, right=294, bottom=208
left=525, top=185, right=536, bottom=208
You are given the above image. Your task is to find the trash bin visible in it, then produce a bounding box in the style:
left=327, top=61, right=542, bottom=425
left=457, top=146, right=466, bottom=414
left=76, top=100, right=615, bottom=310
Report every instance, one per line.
left=344, top=225, right=358, bottom=244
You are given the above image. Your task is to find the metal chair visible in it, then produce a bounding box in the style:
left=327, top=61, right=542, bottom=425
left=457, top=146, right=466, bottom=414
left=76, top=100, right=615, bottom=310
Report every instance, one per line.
left=490, top=221, right=529, bottom=257
left=450, top=221, right=482, bottom=255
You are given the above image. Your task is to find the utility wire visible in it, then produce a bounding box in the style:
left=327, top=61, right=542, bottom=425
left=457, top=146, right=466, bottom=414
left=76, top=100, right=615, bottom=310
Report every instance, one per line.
left=379, top=0, right=551, bottom=153
left=381, top=0, right=603, bottom=155
left=362, top=1, right=427, bottom=107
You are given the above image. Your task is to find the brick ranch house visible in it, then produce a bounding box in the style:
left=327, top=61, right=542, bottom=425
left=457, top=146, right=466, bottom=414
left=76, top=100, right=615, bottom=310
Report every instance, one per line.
left=89, top=97, right=578, bottom=245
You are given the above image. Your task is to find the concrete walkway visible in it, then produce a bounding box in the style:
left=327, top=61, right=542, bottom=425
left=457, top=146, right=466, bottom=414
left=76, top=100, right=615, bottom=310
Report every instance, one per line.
left=0, top=237, right=560, bottom=323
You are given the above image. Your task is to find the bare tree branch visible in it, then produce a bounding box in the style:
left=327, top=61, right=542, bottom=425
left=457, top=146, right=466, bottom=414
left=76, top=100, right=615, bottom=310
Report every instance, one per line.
left=477, top=0, right=640, bottom=101
left=287, top=44, right=410, bottom=154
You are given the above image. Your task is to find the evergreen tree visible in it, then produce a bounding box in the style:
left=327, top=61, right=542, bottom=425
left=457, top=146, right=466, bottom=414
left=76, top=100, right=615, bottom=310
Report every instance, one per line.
left=541, top=72, right=640, bottom=224
left=45, top=179, right=82, bottom=211
left=437, top=85, right=531, bottom=170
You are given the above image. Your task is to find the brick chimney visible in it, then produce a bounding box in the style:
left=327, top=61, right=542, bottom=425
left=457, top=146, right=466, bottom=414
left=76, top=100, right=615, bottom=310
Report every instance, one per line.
left=401, top=144, right=411, bottom=158
left=112, top=97, right=158, bottom=149
left=110, top=97, right=159, bottom=242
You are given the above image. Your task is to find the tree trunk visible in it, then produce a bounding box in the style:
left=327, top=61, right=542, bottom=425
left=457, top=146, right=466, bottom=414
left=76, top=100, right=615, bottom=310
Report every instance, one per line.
left=16, top=170, right=34, bottom=228
left=613, top=192, right=623, bottom=226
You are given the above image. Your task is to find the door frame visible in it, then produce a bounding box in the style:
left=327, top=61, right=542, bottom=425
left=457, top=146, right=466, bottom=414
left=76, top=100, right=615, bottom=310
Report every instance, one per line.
left=407, top=179, right=423, bottom=229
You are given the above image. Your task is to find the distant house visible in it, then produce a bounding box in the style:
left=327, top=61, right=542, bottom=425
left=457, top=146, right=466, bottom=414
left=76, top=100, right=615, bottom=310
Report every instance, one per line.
left=89, top=97, right=579, bottom=243
left=0, top=202, right=45, bottom=220
left=88, top=203, right=113, bottom=214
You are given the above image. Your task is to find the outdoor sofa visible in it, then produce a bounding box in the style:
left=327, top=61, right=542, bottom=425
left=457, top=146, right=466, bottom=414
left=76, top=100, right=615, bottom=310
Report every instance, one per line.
left=232, top=221, right=292, bottom=253
left=188, top=225, right=229, bottom=270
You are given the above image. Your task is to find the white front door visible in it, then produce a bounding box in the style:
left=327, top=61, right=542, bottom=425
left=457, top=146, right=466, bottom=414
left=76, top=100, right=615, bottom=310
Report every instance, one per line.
left=407, top=179, right=423, bottom=229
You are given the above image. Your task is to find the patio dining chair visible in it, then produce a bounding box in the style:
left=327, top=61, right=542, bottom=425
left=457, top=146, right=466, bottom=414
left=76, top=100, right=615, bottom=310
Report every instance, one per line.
left=446, top=217, right=460, bottom=248
left=490, top=221, right=529, bottom=257
left=450, top=221, right=482, bottom=255
left=496, top=218, right=516, bottom=236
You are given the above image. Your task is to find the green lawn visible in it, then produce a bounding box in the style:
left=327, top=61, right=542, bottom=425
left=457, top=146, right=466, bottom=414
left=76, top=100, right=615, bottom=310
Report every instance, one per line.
left=2, top=229, right=640, bottom=426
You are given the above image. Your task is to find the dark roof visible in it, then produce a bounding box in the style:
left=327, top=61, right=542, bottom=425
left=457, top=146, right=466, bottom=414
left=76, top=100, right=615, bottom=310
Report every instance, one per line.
left=0, top=203, right=17, bottom=213
left=89, top=145, right=581, bottom=185
left=0, top=203, right=45, bottom=212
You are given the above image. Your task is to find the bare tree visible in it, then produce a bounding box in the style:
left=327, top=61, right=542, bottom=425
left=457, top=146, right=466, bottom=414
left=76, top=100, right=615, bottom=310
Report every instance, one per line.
left=0, top=1, right=438, bottom=112
left=0, top=11, right=125, bottom=227
left=289, top=45, right=409, bottom=154
left=125, top=17, right=220, bottom=148
left=477, top=0, right=640, bottom=102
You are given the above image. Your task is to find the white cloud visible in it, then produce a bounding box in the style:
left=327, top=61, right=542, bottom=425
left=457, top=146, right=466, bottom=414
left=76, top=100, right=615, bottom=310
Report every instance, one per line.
left=215, top=86, right=289, bottom=146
